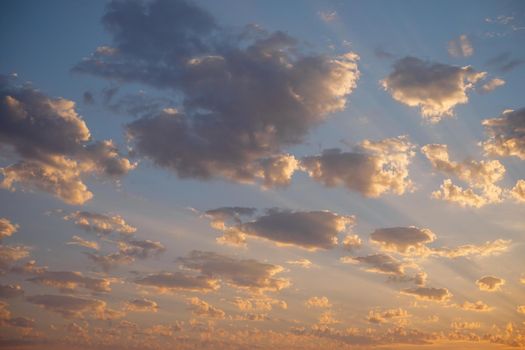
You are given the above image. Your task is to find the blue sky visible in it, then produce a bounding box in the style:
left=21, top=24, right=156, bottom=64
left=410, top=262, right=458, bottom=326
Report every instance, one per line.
left=1, top=1, right=525, bottom=349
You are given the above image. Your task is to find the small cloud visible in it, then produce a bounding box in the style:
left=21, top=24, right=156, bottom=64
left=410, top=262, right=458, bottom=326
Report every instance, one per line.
left=448, top=34, right=474, bottom=57
left=318, top=10, right=337, bottom=22
left=476, top=276, right=505, bottom=292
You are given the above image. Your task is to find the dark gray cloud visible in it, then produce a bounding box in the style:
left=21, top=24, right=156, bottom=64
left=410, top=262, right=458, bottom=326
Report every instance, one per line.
left=300, top=136, right=414, bottom=197
left=0, top=284, right=24, bottom=298
left=135, top=271, right=219, bottom=292
left=74, top=0, right=359, bottom=186
left=401, top=286, right=452, bottom=302
left=204, top=208, right=354, bottom=249
left=381, top=57, right=486, bottom=122
left=0, top=75, right=135, bottom=204
left=370, top=226, right=436, bottom=255
left=486, top=52, right=525, bottom=73
left=28, top=271, right=112, bottom=293
left=178, top=250, right=290, bottom=293
left=346, top=254, right=406, bottom=276
left=85, top=239, right=165, bottom=271
left=26, top=294, right=122, bottom=319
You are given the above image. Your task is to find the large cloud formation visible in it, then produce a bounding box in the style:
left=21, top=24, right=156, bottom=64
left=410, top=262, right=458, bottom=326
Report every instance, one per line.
left=482, top=108, right=525, bottom=160
left=73, top=0, right=360, bottom=186
left=0, top=75, right=135, bottom=204
left=300, top=136, right=415, bottom=197
left=381, top=57, right=486, bottom=122
left=204, top=207, right=354, bottom=249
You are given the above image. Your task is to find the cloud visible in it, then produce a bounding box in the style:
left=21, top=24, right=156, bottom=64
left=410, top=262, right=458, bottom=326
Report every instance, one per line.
left=74, top=0, right=359, bottom=186
left=301, top=136, right=415, bottom=197
left=0, top=301, right=34, bottom=330
left=482, top=108, right=525, bottom=160
left=341, top=234, right=362, bottom=251
left=421, top=143, right=505, bottom=206
left=286, top=259, right=313, bottom=269
left=381, top=57, right=486, bottom=122
left=344, top=254, right=407, bottom=276
left=431, top=239, right=509, bottom=258
left=318, top=10, right=337, bottom=22
left=517, top=305, right=525, bottom=314
left=480, top=78, right=505, bottom=93
left=366, top=308, right=410, bottom=324
left=178, top=250, right=290, bottom=293
left=509, top=179, right=525, bottom=202
left=85, top=239, right=165, bottom=270
left=28, top=271, right=112, bottom=293
left=66, top=236, right=99, bottom=250
left=187, top=297, right=225, bottom=319
left=401, top=286, right=452, bottom=302
left=457, top=300, right=493, bottom=312
left=318, top=310, right=339, bottom=325
left=447, top=34, right=474, bottom=58
left=0, top=76, right=134, bottom=204
left=305, top=296, right=332, bottom=308
left=370, top=226, right=436, bottom=255
left=63, top=211, right=136, bottom=235
left=0, top=284, right=24, bottom=298
left=0, top=218, right=18, bottom=240
left=485, top=52, right=524, bottom=73
left=205, top=208, right=354, bottom=250
left=125, top=298, right=158, bottom=312
left=0, top=245, right=30, bottom=272
left=135, top=271, right=219, bottom=293
left=450, top=321, right=481, bottom=330
left=26, top=294, right=123, bottom=319
left=232, top=297, right=286, bottom=312
left=476, top=276, right=505, bottom=292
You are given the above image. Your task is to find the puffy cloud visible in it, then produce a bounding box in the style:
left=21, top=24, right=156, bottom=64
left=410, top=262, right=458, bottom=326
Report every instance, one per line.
left=341, top=234, right=362, bottom=251
left=135, top=272, right=219, bottom=293
left=344, top=254, right=406, bottom=276
left=0, top=284, right=24, bottom=298
left=63, top=211, right=136, bottom=235
left=480, top=78, right=505, bottom=93
left=0, top=218, right=18, bottom=240
left=366, top=308, right=410, bottom=324
left=286, top=258, right=313, bottom=269
left=509, top=179, right=525, bottom=202
left=370, top=226, right=436, bottom=255
left=0, top=76, right=134, bottom=204
left=482, top=108, right=525, bottom=160
left=381, top=57, right=486, bottom=122
left=458, top=300, right=493, bottom=312
left=305, top=296, right=332, bottom=308
left=431, top=179, right=489, bottom=208
left=9, top=260, right=47, bottom=275
left=187, top=297, right=225, bottom=319
left=517, top=305, right=525, bottom=314
left=28, top=271, right=112, bottom=293
left=66, top=236, right=99, bottom=250
left=178, top=250, right=290, bottom=293
left=301, top=136, right=415, bottom=197
left=125, top=298, right=158, bottom=312
left=476, top=276, right=505, bottom=292
left=26, top=294, right=123, bottom=319
left=0, top=301, right=34, bottom=330
left=205, top=208, right=354, bottom=250
left=414, top=272, right=427, bottom=286
left=84, top=252, right=134, bottom=271
left=421, top=144, right=505, bottom=206
left=401, top=286, right=452, bottom=302
left=74, top=0, right=359, bottom=186
left=318, top=310, right=339, bottom=325
left=447, top=34, right=473, bottom=57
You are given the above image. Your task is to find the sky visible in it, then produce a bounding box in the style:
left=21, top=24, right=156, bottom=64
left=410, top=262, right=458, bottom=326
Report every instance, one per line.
left=0, top=0, right=524, bottom=349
